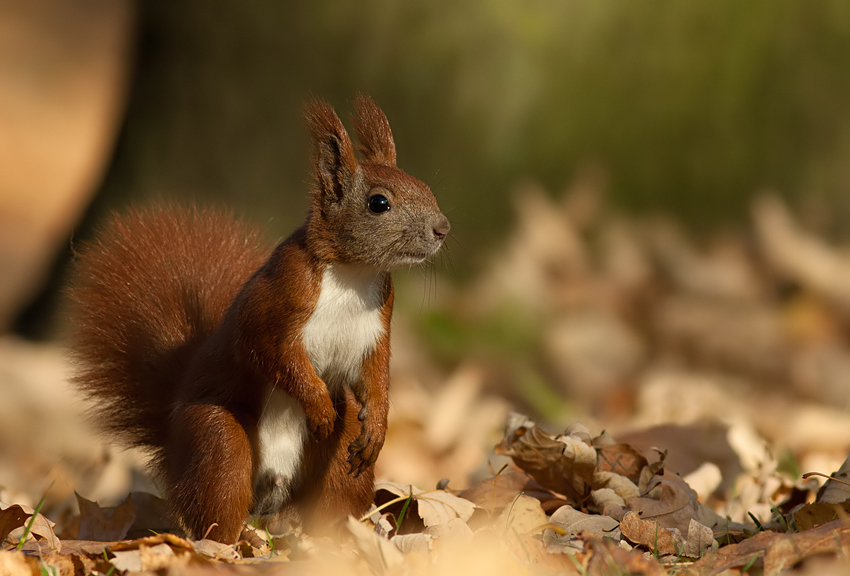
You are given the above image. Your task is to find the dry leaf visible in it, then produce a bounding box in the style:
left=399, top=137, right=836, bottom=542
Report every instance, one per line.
left=194, top=538, right=241, bottom=561
left=0, top=502, right=61, bottom=552
left=109, top=549, right=144, bottom=572
left=591, top=470, right=640, bottom=502
left=619, top=422, right=739, bottom=495
left=239, top=524, right=272, bottom=555
left=459, top=466, right=568, bottom=514
left=32, top=540, right=110, bottom=556
left=495, top=413, right=596, bottom=499
left=692, top=518, right=850, bottom=576
left=37, top=552, right=96, bottom=576
left=375, top=482, right=476, bottom=527
left=682, top=518, right=718, bottom=559
left=120, top=491, right=177, bottom=539
left=373, top=513, right=394, bottom=538
left=816, top=455, right=850, bottom=504
left=0, top=505, right=28, bottom=544
left=591, top=488, right=625, bottom=510
left=620, top=512, right=717, bottom=559
left=391, top=533, right=433, bottom=555
left=608, top=470, right=723, bottom=534
left=108, top=532, right=195, bottom=552
left=792, top=500, right=850, bottom=531
left=619, top=511, right=681, bottom=556
left=111, top=542, right=183, bottom=573
left=596, top=443, right=648, bottom=483
left=549, top=505, right=619, bottom=538
left=424, top=517, right=474, bottom=543
left=76, top=492, right=136, bottom=541
left=585, top=536, right=668, bottom=576
left=763, top=519, right=850, bottom=576
left=494, top=494, right=547, bottom=536
left=346, top=516, right=404, bottom=572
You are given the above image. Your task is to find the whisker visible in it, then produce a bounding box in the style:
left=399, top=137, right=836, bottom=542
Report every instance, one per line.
left=418, top=262, right=428, bottom=314
left=442, top=244, right=457, bottom=279
left=430, top=260, right=437, bottom=306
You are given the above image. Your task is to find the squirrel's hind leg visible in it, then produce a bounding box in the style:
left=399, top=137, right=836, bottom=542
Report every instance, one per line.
left=165, top=403, right=254, bottom=543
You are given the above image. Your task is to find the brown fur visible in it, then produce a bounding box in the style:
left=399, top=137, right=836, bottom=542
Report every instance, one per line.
left=69, top=206, right=271, bottom=451
left=70, top=97, right=447, bottom=544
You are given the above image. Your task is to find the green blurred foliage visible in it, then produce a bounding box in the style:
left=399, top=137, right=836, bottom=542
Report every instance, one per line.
left=95, top=0, right=850, bottom=262
left=416, top=304, right=539, bottom=366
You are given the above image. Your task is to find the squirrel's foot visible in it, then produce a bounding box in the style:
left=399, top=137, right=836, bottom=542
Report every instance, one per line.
left=346, top=410, right=384, bottom=477
left=304, top=392, right=335, bottom=440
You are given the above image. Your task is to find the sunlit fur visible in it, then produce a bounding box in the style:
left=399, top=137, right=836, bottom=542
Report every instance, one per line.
left=70, top=96, right=448, bottom=544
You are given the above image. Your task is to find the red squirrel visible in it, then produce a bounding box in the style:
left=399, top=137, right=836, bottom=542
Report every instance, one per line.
left=70, top=96, right=450, bottom=543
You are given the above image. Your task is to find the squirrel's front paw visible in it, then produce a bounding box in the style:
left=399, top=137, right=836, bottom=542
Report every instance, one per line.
left=304, top=394, right=335, bottom=440
left=346, top=414, right=384, bottom=477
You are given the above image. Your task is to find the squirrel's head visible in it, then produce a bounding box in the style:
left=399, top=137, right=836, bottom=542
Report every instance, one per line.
left=304, top=95, right=449, bottom=270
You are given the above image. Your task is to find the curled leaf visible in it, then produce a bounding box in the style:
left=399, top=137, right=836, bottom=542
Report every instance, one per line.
left=495, top=412, right=597, bottom=499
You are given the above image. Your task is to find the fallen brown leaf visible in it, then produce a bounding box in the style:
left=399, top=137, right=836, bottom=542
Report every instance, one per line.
left=0, top=502, right=61, bottom=552
left=495, top=413, right=597, bottom=500
left=459, top=466, right=568, bottom=514
left=21, top=539, right=109, bottom=556
left=111, top=541, right=188, bottom=573
left=792, top=500, right=850, bottom=531
left=493, top=494, right=547, bottom=536
left=815, top=455, right=850, bottom=504
left=0, top=504, right=29, bottom=545
left=689, top=518, right=850, bottom=576
left=108, top=532, right=196, bottom=552
left=619, top=511, right=681, bottom=556
left=550, top=505, right=619, bottom=538
left=763, top=520, right=850, bottom=576
left=37, top=551, right=97, bottom=575
left=618, top=422, right=739, bottom=495
left=606, top=470, right=723, bottom=534
left=585, top=536, right=668, bottom=576
left=120, top=491, right=177, bottom=539
left=596, top=443, right=648, bottom=483
left=76, top=492, right=136, bottom=541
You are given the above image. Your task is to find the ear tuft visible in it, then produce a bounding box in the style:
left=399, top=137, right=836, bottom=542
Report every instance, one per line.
left=353, top=94, right=397, bottom=167
left=304, top=99, right=358, bottom=202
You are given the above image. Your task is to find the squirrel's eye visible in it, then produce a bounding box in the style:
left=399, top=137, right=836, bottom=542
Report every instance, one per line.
left=368, top=194, right=390, bottom=214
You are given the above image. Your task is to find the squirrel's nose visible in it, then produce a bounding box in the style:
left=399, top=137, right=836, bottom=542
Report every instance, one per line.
left=432, top=214, right=450, bottom=240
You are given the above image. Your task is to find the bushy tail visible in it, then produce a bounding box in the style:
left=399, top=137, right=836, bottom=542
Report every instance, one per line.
left=68, top=205, right=271, bottom=450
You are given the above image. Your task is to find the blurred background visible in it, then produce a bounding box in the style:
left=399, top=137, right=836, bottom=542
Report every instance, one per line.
left=2, top=0, right=850, bottom=532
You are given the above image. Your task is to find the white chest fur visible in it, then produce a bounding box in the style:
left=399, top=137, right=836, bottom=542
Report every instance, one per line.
left=301, top=263, right=385, bottom=390
left=254, top=264, right=385, bottom=507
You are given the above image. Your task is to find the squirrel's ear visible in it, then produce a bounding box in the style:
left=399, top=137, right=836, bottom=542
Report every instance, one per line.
left=305, top=99, right=358, bottom=202
left=353, top=94, right=397, bottom=167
